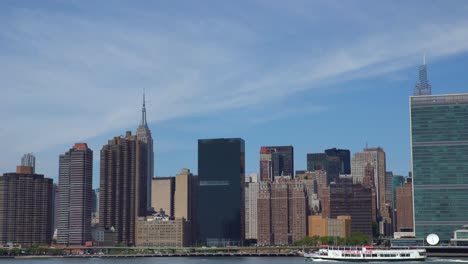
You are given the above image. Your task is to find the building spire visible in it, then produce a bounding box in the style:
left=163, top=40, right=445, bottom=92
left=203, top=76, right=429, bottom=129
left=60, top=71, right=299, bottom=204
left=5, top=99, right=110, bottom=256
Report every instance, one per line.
left=141, top=89, right=147, bottom=126
left=413, top=53, right=432, bottom=96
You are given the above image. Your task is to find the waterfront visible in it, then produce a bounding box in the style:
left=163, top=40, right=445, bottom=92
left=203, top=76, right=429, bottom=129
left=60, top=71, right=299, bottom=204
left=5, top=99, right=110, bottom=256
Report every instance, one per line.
left=4, top=257, right=468, bottom=264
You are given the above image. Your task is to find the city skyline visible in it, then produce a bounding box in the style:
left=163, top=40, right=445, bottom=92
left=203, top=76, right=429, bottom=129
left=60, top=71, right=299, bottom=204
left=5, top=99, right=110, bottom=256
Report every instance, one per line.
left=2, top=1, right=468, bottom=188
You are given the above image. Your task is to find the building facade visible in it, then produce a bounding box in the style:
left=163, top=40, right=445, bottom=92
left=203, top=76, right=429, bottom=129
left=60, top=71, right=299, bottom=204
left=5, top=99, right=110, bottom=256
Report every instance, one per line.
left=99, top=131, right=148, bottom=245
left=308, top=215, right=352, bottom=238
left=135, top=213, right=189, bottom=247
left=0, top=168, right=53, bottom=247
left=136, top=93, right=154, bottom=212
left=322, top=181, right=373, bottom=238
left=260, top=146, right=294, bottom=181
left=57, top=143, right=93, bottom=245
left=152, top=177, right=175, bottom=216
left=245, top=182, right=259, bottom=240
left=197, top=138, right=245, bottom=246
left=396, top=180, right=414, bottom=232
left=256, top=180, right=307, bottom=245
left=410, top=93, right=468, bottom=242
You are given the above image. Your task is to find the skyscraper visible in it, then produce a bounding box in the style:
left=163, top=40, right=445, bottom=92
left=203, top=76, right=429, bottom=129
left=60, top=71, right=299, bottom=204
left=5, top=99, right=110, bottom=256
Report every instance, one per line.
left=197, top=138, right=245, bottom=246
left=21, top=153, right=36, bottom=173
left=325, top=148, right=351, bottom=175
left=307, top=148, right=350, bottom=183
left=396, top=180, right=413, bottom=232
left=413, top=55, right=432, bottom=96
left=352, top=148, right=388, bottom=223
left=257, top=182, right=271, bottom=245
left=0, top=166, right=53, bottom=247
left=151, top=177, right=175, bottom=216
left=410, top=93, right=468, bottom=242
left=260, top=146, right=293, bottom=181
left=174, top=168, right=194, bottom=221
left=256, top=180, right=307, bottom=245
left=245, top=182, right=259, bottom=240
left=385, top=172, right=394, bottom=207
left=306, top=153, right=327, bottom=172
left=322, top=181, right=373, bottom=238
left=99, top=131, right=148, bottom=245
left=58, top=143, right=93, bottom=245
left=136, top=92, right=154, bottom=212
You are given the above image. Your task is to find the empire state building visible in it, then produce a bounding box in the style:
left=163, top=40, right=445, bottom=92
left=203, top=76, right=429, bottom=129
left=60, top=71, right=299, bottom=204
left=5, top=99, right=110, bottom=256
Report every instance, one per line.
left=136, top=93, right=154, bottom=212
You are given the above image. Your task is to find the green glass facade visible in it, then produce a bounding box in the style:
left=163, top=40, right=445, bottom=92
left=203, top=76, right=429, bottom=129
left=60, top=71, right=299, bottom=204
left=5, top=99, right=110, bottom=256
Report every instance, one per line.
left=410, top=94, right=468, bottom=243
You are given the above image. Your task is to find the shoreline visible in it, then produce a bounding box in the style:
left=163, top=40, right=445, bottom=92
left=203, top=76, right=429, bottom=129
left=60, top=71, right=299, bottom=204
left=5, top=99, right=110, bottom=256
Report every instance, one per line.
left=12, top=253, right=468, bottom=259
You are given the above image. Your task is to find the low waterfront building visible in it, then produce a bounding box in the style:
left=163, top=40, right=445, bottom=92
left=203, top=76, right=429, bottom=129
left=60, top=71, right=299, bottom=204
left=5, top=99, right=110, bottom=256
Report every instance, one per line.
left=91, top=227, right=115, bottom=247
left=135, top=210, right=189, bottom=247
left=308, top=215, right=351, bottom=238
left=450, top=225, right=468, bottom=246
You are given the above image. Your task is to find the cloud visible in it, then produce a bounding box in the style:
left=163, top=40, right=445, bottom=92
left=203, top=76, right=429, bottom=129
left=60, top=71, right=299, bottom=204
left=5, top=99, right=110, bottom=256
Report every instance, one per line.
left=1, top=1, right=468, bottom=177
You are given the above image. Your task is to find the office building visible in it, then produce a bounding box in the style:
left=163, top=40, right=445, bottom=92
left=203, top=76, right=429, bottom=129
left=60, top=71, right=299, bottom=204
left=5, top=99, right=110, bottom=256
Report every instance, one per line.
left=57, top=143, right=93, bottom=245
left=197, top=138, right=245, bottom=246
left=410, top=93, right=468, bottom=242
left=174, top=168, right=196, bottom=244
left=396, top=180, right=413, bottom=232
left=288, top=181, right=307, bottom=243
left=308, top=215, right=352, bottom=238
left=322, top=181, right=373, bottom=238
left=325, top=148, right=351, bottom=181
left=385, top=172, right=393, bottom=207
left=174, top=169, right=194, bottom=220
left=136, top=92, right=154, bottom=212
left=92, top=188, right=100, bottom=226
left=135, top=211, right=189, bottom=247
left=245, top=182, right=259, bottom=240
left=256, top=180, right=307, bottom=245
left=352, top=147, right=388, bottom=223
left=257, top=182, right=272, bottom=245
left=99, top=131, right=148, bottom=245
left=152, top=177, right=175, bottom=216
left=91, top=226, right=115, bottom=247
left=260, top=146, right=294, bottom=181
left=0, top=166, right=53, bottom=247
left=308, top=148, right=350, bottom=183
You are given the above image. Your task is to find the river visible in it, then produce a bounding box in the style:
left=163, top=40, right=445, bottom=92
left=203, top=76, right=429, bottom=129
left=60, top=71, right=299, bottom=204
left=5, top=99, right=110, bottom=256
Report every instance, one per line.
left=5, top=257, right=468, bottom=264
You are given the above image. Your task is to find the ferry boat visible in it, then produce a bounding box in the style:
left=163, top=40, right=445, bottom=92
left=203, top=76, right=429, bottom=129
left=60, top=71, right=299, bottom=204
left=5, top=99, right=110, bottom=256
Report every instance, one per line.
left=304, top=245, right=426, bottom=261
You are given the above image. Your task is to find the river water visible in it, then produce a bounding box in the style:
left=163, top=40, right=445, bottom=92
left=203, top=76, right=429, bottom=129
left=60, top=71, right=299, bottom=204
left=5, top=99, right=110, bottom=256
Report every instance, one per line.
left=6, top=257, right=468, bottom=264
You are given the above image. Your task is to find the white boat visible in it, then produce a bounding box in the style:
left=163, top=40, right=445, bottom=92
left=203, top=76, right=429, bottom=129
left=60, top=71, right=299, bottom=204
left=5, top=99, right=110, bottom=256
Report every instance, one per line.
left=304, top=245, right=426, bottom=262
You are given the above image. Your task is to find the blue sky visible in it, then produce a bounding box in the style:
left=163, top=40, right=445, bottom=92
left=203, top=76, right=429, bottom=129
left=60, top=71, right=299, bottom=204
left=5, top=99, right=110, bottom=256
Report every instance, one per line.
left=1, top=0, right=468, bottom=188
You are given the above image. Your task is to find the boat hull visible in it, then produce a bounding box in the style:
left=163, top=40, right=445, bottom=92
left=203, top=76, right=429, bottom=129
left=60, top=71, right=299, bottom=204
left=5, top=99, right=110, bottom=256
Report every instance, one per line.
left=304, top=248, right=426, bottom=262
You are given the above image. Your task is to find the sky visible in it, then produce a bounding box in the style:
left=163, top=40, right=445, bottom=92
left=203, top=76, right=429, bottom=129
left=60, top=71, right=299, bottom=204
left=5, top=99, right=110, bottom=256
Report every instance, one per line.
left=1, top=0, right=468, bottom=188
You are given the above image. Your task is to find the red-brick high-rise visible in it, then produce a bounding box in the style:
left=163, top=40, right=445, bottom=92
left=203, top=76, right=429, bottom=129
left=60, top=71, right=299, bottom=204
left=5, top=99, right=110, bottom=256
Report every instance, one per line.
left=99, top=131, right=148, bottom=245
left=0, top=166, right=53, bottom=247
left=396, top=180, right=414, bottom=232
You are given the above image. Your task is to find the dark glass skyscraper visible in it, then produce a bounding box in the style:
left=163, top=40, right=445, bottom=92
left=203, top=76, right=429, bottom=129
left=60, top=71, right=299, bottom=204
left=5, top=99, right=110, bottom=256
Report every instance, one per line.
left=306, top=153, right=327, bottom=172
left=411, top=94, right=468, bottom=242
left=197, top=138, right=245, bottom=246
left=260, top=146, right=294, bottom=181
left=307, top=148, right=350, bottom=183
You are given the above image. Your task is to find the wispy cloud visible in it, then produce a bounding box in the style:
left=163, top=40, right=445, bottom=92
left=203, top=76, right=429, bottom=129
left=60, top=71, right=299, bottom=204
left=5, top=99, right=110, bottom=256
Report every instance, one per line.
left=1, top=1, right=468, bottom=177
